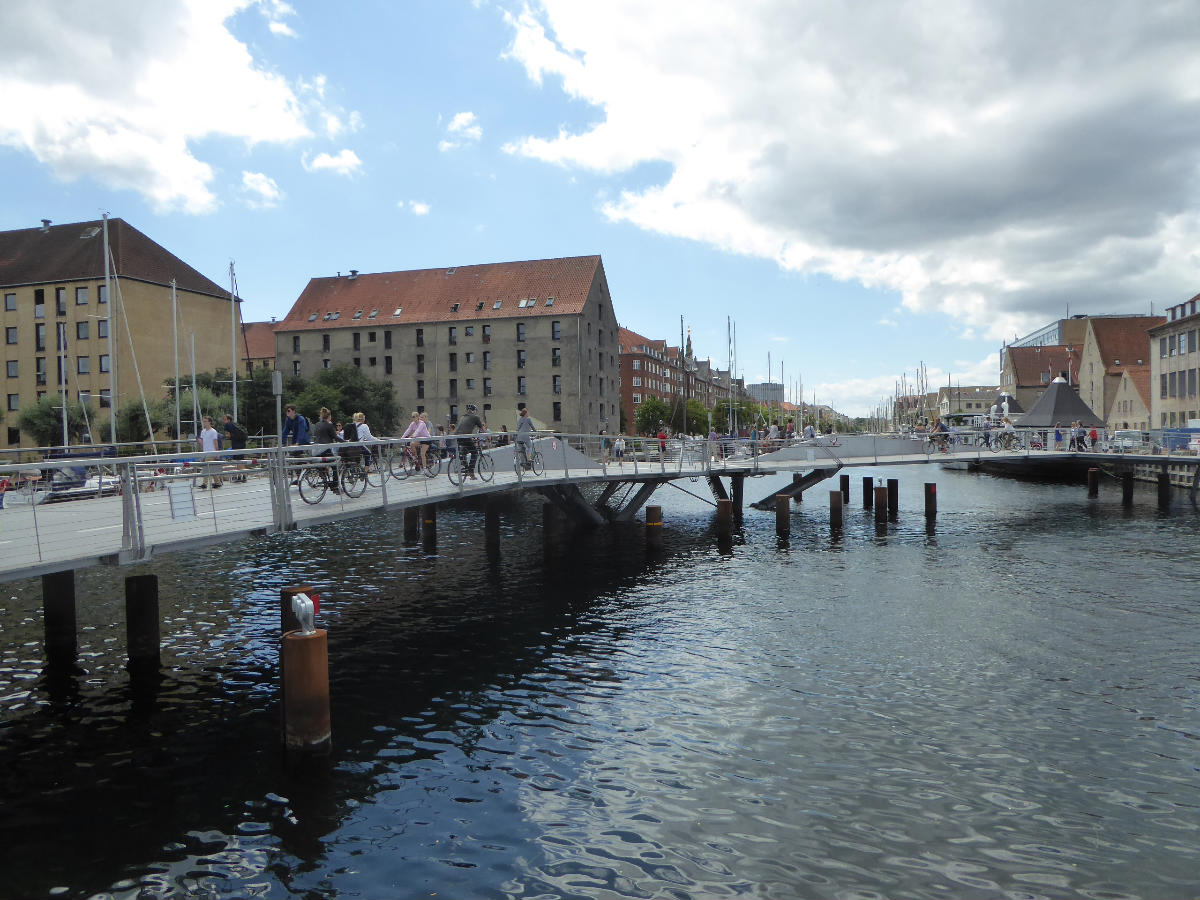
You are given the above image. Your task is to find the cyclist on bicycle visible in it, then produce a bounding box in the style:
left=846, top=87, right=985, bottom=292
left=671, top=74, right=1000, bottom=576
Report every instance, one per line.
left=401, top=411, right=431, bottom=468
left=311, top=407, right=340, bottom=493
left=454, top=403, right=485, bottom=479
left=516, top=406, right=536, bottom=469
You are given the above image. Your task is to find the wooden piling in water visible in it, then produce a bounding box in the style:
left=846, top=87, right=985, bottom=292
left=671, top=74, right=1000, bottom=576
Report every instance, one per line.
left=646, top=505, right=664, bottom=550
left=731, top=476, right=744, bottom=519
left=1122, top=471, right=1134, bottom=506
left=862, top=476, right=873, bottom=508
left=42, top=570, right=77, bottom=668
left=874, top=486, right=888, bottom=524
left=485, top=499, right=500, bottom=547
left=839, top=473, right=850, bottom=502
left=716, top=498, right=733, bottom=540
left=281, top=629, right=331, bottom=755
left=403, top=506, right=420, bottom=542
left=924, top=482, right=937, bottom=520
left=1158, top=471, right=1171, bottom=508
left=792, top=473, right=803, bottom=504
left=887, top=478, right=899, bottom=518
left=422, top=504, right=438, bottom=552
left=125, top=574, right=160, bottom=673
left=829, top=490, right=843, bottom=530
left=1087, top=468, right=1099, bottom=498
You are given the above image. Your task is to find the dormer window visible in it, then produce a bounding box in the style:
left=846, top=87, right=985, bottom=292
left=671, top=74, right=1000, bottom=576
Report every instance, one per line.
left=476, top=302, right=485, bottom=311
left=451, top=302, right=460, bottom=312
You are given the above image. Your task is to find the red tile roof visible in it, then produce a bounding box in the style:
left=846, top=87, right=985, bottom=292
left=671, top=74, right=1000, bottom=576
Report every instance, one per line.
left=1008, top=345, right=1078, bottom=386
left=241, top=321, right=277, bottom=361
left=1089, top=316, right=1162, bottom=369
left=279, top=256, right=603, bottom=330
left=1124, top=365, right=1152, bottom=411
left=0, top=218, right=227, bottom=297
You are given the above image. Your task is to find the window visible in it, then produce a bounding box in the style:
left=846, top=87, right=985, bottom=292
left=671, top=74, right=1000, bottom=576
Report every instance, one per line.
left=632, top=393, right=642, bottom=404
left=465, top=326, right=474, bottom=337
left=517, top=376, right=527, bottom=395
left=98, top=284, right=107, bottom=304
left=553, top=375, right=562, bottom=394
left=99, top=388, right=111, bottom=408
left=293, top=360, right=301, bottom=376
left=1161, top=373, right=1168, bottom=398
left=1190, top=330, right=1198, bottom=354
left=552, top=347, right=561, bottom=367
left=36, top=323, right=46, bottom=352
left=5, top=327, right=16, bottom=345
left=55, top=288, right=67, bottom=316
left=384, top=331, right=392, bottom=349
left=493, top=300, right=502, bottom=309
left=99, top=354, right=110, bottom=373
left=1169, top=371, right=1177, bottom=397
left=416, top=328, right=424, bottom=347
left=353, top=310, right=363, bottom=319
left=1190, top=369, right=1197, bottom=397
left=516, top=323, right=526, bottom=342
left=293, top=335, right=300, bottom=354
left=75, top=286, right=88, bottom=305
left=76, top=321, right=89, bottom=340
left=385, top=356, right=393, bottom=374
left=517, top=349, right=526, bottom=368
left=35, top=358, right=46, bottom=385
left=77, top=357, right=90, bottom=374
left=449, top=378, right=458, bottom=398
left=465, top=352, right=474, bottom=363
left=97, top=319, right=108, bottom=339
left=466, top=378, right=475, bottom=390
left=368, top=357, right=377, bottom=367
left=7, top=394, right=18, bottom=412
left=34, top=289, right=45, bottom=319
left=553, top=401, right=562, bottom=422
left=1161, top=337, right=1168, bottom=358
left=353, top=332, right=361, bottom=350
left=370, top=309, right=378, bottom=318
left=632, top=376, right=642, bottom=386
left=552, top=320, right=561, bottom=340
left=353, top=357, right=361, bottom=367
left=449, top=352, right=458, bottom=371
left=482, top=350, right=491, bottom=370
left=5, top=361, right=16, bottom=378
left=368, top=331, right=376, bottom=343
left=322, top=334, right=331, bottom=352
left=483, top=377, right=492, bottom=396
left=417, top=380, right=425, bottom=399
left=7, top=427, right=19, bottom=445
left=632, top=359, right=641, bottom=370
left=416, top=354, right=425, bottom=373
left=448, top=327, right=457, bottom=345
left=4, top=293, right=15, bottom=312
left=482, top=325, right=491, bottom=343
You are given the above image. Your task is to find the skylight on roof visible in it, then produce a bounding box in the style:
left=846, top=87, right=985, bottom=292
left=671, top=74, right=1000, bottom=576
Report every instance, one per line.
left=493, top=301, right=502, bottom=309
left=369, top=309, right=378, bottom=318
left=476, top=302, right=484, bottom=311
left=332, top=312, right=341, bottom=320
left=323, top=313, right=332, bottom=320
left=545, top=297, right=554, bottom=306
left=451, top=302, right=460, bottom=312
left=393, top=308, right=402, bottom=317
left=308, top=313, right=318, bottom=322
left=353, top=310, right=363, bottom=319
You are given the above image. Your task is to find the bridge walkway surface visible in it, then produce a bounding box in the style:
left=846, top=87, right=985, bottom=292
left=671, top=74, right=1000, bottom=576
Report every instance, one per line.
left=0, top=431, right=1190, bottom=583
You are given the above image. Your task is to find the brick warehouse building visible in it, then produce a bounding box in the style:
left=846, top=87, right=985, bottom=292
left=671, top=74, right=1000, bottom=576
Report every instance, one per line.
left=274, top=256, right=620, bottom=435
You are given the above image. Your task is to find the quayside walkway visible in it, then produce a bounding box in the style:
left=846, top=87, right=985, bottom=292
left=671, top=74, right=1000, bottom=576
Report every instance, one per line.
left=1, top=431, right=1192, bottom=583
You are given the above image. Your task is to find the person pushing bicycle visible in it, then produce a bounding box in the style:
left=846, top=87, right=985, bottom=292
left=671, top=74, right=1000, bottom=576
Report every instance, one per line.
left=454, top=403, right=485, bottom=479
left=516, top=407, right=536, bottom=469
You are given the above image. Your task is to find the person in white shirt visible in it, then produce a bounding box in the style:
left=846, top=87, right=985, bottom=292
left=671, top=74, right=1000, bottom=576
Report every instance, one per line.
left=197, top=415, right=223, bottom=489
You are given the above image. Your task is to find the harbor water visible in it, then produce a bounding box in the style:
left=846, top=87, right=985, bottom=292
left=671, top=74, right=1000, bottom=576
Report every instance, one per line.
left=0, top=465, right=1197, bottom=899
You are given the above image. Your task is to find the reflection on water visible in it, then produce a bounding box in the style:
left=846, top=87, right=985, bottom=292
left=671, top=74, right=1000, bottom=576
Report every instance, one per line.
left=1, top=467, right=1198, bottom=899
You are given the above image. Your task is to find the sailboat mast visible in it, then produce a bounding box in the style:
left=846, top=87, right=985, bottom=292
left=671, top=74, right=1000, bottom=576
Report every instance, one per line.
left=59, top=322, right=68, bottom=448
left=172, top=280, right=181, bottom=444
left=229, top=261, right=238, bottom=422
left=103, top=214, right=115, bottom=445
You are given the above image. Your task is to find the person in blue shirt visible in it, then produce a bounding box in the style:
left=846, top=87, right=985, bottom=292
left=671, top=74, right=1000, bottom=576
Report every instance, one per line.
left=281, top=404, right=311, bottom=446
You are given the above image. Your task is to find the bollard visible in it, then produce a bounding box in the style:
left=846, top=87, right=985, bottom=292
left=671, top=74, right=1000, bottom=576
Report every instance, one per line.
left=839, top=473, right=850, bottom=503
left=829, top=490, right=843, bottom=530
left=422, top=503, right=438, bottom=552
left=887, top=478, right=899, bottom=518
left=716, top=498, right=733, bottom=540
left=792, top=473, right=803, bottom=504
left=485, top=499, right=500, bottom=548
left=125, top=574, right=161, bottom=672
left=42, top=570, right=77, bottom=668
left=776, top=495, right=790, bottom=536
left=403, top=506, right=420, bottom=542
left=1158, top=471, right=1171, bottom=508
left=281, top=584, right=314, bottom=634
left=874, top=486, right=888, bottom=524
left=1122, top=471, right=1134, bottom=506
left=924, top=482, right=937, bottom=520
left=646, top=505, right=664, bottom=550
left=1087, top=467, right=1099, bottom=498
left=863, top=476, right=873, bottom=508
left=281, top=629, right=331, bottom=754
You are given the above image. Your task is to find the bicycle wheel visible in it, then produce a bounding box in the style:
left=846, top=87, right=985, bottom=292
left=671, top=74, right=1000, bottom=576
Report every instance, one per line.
left=298, top=467, right=327, bottom=504
left=364, top=452, right=387, bottom=487
left=390, top=449, right=410, bottom=479
left=476, top=452, right=494, bottom=482
left=923, top=439, right=934, bottom=458
left=530, top=450, right=544, bottom=476
left=341, top=462, right=368, bottom=498
left=447, top=457, right=464, bottom=486
left=422, top=452, right=440, bottom=478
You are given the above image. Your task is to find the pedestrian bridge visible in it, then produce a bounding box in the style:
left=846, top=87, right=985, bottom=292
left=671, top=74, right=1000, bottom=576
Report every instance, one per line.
left=0, top=431, right=1186, bottom=583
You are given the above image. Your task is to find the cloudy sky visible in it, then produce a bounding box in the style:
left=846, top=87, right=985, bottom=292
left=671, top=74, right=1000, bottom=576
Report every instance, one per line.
left=2, top=0, right=1197, bottom=415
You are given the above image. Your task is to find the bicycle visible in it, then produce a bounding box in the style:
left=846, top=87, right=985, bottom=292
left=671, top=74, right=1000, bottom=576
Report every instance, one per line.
left=390, top=441, right=439, bottom=479
left=446, top=441, right=494, bottom=485
left=297, top=453, right=369, bottom=504
left=990, top=431, right=1020, bottom=452
left=361, top=444, right=389, bottom=487
left=514, top=440, right=544, bottom=476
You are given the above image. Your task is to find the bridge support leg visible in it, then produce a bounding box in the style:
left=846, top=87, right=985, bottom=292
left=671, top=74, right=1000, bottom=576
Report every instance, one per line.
left=1158, top=471, right=1171, bottom=508
left=707, top=475, right=729, bottom=502
left=42, top=570, right=77, bottom=669
left=611, top=480, right=662, bottom=523
left=646, top=505, right=664, bottom=551
left=125, top=574, right=160, bottom=675
left=543, top=502, right=568, bottom=549
left=281, top=585, right=314, bottom=633
left=887, top=478, right=899, bottom=519
left=792, top=473, right=803, bottom=504
left=829, top=490, right=843, bottom=531
left=840, top=474, right=850, bottom=502
left=863, top=476, right=873, bottom=508
left=1122, top=472, right=1134, bottom=506
left=716, top=498, right=733, bottom=540
left=731, top=476, right=744, bottom=520
left=776, top=495, right=791, bottom=536
left=282, top=628, right=331, bottom=755
left=422, top=504, right=438, bottom=552
left=403, top=506, right=420, bottom=543
left=1087, top=468, right=1099, bottom=498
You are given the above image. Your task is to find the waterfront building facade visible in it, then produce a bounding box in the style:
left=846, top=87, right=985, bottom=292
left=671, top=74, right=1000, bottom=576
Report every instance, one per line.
left=241, top=321, right=278, bottom=373
left=0, top=218, right=237, bottom=448
left=999, top=345, right=1078, bottom=411
left=1107, top=366, right=1152, bottom=431
left=936, top=385, right=999, bottom=422
left=1147, top=293, right=1200, bottom=428
left=1075, top=316, right=1162, bottom=420
left=274, top=256, right=620, bottom=435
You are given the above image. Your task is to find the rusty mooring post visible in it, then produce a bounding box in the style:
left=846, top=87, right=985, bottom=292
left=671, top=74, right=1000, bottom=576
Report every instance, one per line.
left=776, top=495, right=790, bottom=536
left=862, top=476, right=873, bottom=508
left=403, top=506, right=420, bottom=542
left=716, top=498, right=733, bottom=540
left=125, top=574, right=160, bottom=674
left=1087, top=467, right=1099, bottom=498
left=829, top=490, right=843, bottom=530
left=281, top=628, right=331, bottom=755
left=646, top=505, right=664, bottom=550
left=924, top=482, right=937, bottom=520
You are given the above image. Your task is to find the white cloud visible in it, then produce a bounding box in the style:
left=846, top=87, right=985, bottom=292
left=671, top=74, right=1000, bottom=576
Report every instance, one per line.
left=877, top=318, right=898, bottom=327
left=398, top=200, right=431, bottom=216
left=439, top=111, right=482, bottom=151
left=258, top=0, right=297, bottom=36
left=303, top=149, right=362, bottom=176
left=502, top=1, right=1200, bottom=342
left=768, top=335, right=789, bottom=342
left=241, top=170, right=282, bottom=208
left=0, top=0, right=313, bottom=213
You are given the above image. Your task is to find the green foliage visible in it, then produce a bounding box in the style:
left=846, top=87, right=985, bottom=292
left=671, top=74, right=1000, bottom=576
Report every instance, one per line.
left=18, top=395, right=94, bottom=447
left=165, top=387, right=226, bottom=437
left=634, top=396, right=671, bottom=435
left=114, top=397, right=171, bottom=444
left=293, top=365, right=399, bottom=435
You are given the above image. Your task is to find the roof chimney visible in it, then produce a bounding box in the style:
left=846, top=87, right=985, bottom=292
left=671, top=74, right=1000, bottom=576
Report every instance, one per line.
left=349, top=269, right=359, bottom=280
left=40, top=219, right=51, bottom=232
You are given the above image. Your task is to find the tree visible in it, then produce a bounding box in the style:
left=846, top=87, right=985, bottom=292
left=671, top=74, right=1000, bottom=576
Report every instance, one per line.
left=634, top=396, right=671, bottom=435
left=114, top=397, right=171, bottom=444
left=293, top=365, right=398, bottom=434
left=18, top=395, right=93, bottom=447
